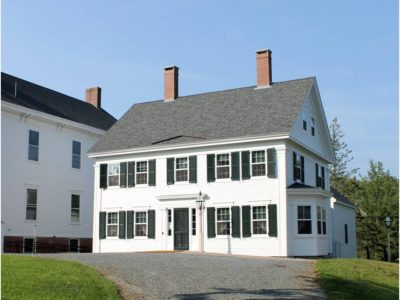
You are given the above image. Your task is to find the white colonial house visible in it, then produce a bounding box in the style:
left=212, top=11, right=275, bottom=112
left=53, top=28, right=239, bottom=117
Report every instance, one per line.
left=1, top=73, right=116, bottom=253
left=89, top=49, right=357, bottom=257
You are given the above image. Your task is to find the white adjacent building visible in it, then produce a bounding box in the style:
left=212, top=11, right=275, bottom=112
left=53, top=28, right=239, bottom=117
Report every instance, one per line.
left=89, top=49, right=357, bottom=257
left=1, top=73, right=116, bottom=253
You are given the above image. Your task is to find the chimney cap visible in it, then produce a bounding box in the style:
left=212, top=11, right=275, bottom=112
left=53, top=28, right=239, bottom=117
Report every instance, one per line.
left=256, top=48, right=272, bottom=54
left=164, top=66, right=179, bottom=71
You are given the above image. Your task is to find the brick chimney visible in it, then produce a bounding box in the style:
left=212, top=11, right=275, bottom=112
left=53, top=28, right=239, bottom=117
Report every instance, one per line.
left=85, top=87, right=102, bottom=108
left=164, top=66, right=179, bottom=101
left=256, top=49, right=272, bottom=87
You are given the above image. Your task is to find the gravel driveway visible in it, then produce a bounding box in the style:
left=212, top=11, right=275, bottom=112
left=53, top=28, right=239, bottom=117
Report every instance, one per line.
left=39, top=252, right=326, bottom=299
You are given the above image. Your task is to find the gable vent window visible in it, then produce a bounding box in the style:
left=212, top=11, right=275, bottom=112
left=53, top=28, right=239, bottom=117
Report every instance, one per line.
left=216, top=154, right=230, bottom=179
left=216, top=207, right=231, bottom=235
left=108, top=164, right=120, bottom=186
left=72, top=141, right=81, bottom=169
left=176, top=157, right=188, bottom=182
left=136, top=161, right=148, bottom=185
left=311, top=117, right=315, bottom=136
left=28, top=130, right=39, bottom=161
left=252, top=151, right=266, bottom=176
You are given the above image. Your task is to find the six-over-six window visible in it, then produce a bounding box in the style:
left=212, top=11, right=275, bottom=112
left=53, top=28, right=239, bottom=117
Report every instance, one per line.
left=216, top=154, right=230, bottom=179
left=135, top=211, right=147, bottom=236
left=252, top=206, right=267, bottom=234
left=216, top=207, right=231, bottom=235
left=176, top=157, right=188, bottom=181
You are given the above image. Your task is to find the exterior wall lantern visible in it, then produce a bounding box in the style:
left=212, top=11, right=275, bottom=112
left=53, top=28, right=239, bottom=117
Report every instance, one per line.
left=384, top=216, right=391, bottom=262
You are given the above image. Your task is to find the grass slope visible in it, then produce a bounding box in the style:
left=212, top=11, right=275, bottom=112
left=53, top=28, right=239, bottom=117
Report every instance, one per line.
left=2, top=255, right=121, bottom=300
left=316, top=258, right=399, bottom=300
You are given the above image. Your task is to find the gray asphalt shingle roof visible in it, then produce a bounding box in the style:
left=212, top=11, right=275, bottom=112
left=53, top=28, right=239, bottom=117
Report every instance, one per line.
left=1, top=72, right=116, bottom=131
left=90, top=77, right=315, bottom=154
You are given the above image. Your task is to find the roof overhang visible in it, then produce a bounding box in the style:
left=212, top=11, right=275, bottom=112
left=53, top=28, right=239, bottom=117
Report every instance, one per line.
left=287, top=187, right=332, bottom=198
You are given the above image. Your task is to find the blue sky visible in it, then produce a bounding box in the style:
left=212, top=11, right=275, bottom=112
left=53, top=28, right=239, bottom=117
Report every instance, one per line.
left=3, top=1, right=398, bottom=176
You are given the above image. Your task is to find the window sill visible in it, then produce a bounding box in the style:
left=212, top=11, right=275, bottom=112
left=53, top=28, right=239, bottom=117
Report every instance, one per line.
left=133, top=236, right=148, bottom=240
left=106, top=236, right=119, bottom=240
left=70, top=222, right=81, bottom=226
left=24, top=220, right=38, bottom=223
left=26, top=159, right=40, bottom=165
left=70, top=167, right=82, bottom=172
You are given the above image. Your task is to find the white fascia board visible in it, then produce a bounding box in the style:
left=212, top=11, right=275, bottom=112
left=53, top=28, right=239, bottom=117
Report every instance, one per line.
left=157, top=194, right=201, bottom=201
left=288, top=136, right=333, bottom=164
left=287, top=188, right=332, bottom=198
left=88, top=133, right=290, bottom=158
left=2, top=101, right=106, bottom=136
left=332, top=198, right=356, bottom=209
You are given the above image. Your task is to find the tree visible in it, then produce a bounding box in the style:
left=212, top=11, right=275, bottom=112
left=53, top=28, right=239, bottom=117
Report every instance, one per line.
left=329, top=117, right=358, bottom=189
left=356, top=161, right=399, bottom=261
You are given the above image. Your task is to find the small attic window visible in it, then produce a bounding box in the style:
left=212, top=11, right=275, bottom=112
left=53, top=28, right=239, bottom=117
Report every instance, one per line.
left=311, top=117, right=315, bottom=136
left=302, top=110, right=308, bottom=131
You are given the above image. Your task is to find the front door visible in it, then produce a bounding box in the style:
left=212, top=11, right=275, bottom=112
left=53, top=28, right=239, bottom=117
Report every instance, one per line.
left=174, top=208, right=189, bottom=250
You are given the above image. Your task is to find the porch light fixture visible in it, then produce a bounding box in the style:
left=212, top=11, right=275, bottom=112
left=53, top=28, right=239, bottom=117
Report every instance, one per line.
left=196, top=191, right=205, bottom=253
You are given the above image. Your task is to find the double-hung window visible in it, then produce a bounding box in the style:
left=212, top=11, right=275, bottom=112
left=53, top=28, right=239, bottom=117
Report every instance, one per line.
left=167, top=209, right=172, bottom=236
left=252, top=206, right=267, bottom=234
left=72, top=141, right=81, bottom=169
left=317, top=207, right=326, bottom=235
left=216, top=154, right=230, bottom=179
left=311, top=117, right=315, bottom=136
left=294, top=153, right=302, bottom=181
left=252, top=151, right=266, bottom=176
left=136, top=161, right=148, bottom=185
left=107, top=212, right=118, bottom=237
left=26, top=189, right=37, bottom=220
left=71, top=194, right=80, bottom=223
left=135, top=211, right=147, bottom=236
left=176, top=157, right=188, bottom=182
left=28, top=130, right=39, bottom=161
left=108, top=164, right=120, bottom=186
left=216, top=207, right=230, bottom=235
left=316, top=164, right=325, bottom=188
left=297, top=206, right=312, bottom=234
left=302, top=110, right=308, bottom=131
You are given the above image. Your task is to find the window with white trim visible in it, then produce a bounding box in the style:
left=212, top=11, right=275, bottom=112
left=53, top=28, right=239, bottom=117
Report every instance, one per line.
left=72, top=141, right=81, bottom=169
left=176, top=157, right=188, bottom=182
left=252, top=150, right=266, bottom=176
left=311, top=117, right=315, bottom=136
left=216, top=154, right=230, bottom=179
left=294, top=153, right=302, bottom=181
left=107, top=212, right=118, bottom=237
left=297, top=206, right=312, bottom=234
left=252, top=206, right=267, bottom=234
left=317, top=207, right=326, bottom=235
left=28, top=130, right=39, bottom=161
left=192, top=208, right=196, bottom=235
left=136, top=161, right=148, bottom=185
left=108, top=164, right=120, bottom=186
left=135, top=211, right=147, bottom=236
left=26, top=189, right=37, bottom=220
left=216, top=207, right=230, bottom=235
left=302, top=110, right=308, bottom=131
left=71, top=194, right=80, bottom=223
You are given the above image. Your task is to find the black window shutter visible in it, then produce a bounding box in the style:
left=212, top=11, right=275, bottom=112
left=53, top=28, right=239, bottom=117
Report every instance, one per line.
left=268, top=204, right=278, bottom=237
left=127, top=210, right=134, bottom=239
left=231, top=206, right=240, bottom=238
left=300, top=156, right=305, bottom=183
left=242, top=206, right=251, bottom=237
left=293, top=152, right=297, bottom=181
left=148, top=160, right=156, bottom=186
left=148, top=210, right=156, bottom=239
left=321, top=167, right=325, bottom=189
left=267, top=148, right=277, bottom=178
left=189, top=156, right=197, bottom=183
left=100, top=164, right=108, bottom=189
left=167, top=158, right=175, bottom=185
left=99, top=212, right=106, bottom=239
left=207, top=154, right=215, bottom=182
left=120, top=162, right=127, bottom=188
left=207, top=207, right=216, bottom=238
left=127, top=162, right=135, bottom=187
left=119, top=211, right=126, bottom=239
left=231, top=152, right=240, bottom=181
left=241, top=151, right=251, bottom=180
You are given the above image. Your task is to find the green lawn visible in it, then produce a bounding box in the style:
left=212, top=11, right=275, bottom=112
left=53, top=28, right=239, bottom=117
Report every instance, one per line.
left=316, top=258, right=399, bottom=300
left=2, top=255, right=121, bottom=300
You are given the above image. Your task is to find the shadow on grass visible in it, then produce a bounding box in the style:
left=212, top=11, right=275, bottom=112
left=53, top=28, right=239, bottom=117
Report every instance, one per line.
left=175, top=287, right=325, bottom=299
left=319, top=274, right=398, bottom=300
